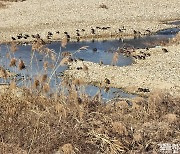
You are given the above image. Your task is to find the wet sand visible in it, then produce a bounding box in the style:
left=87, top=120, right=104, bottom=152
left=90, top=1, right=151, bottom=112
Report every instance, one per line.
left=0, top=0, right=180, bottom=42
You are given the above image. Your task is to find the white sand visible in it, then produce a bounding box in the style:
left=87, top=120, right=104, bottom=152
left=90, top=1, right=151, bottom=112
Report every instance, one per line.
left=0, top=0, right=180, bottom=42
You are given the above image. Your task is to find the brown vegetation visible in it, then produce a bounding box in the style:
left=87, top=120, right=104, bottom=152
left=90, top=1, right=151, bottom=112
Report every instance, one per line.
left=0, top=36, right=179, bottom=153
left=0, top=86, right=179, bottom=153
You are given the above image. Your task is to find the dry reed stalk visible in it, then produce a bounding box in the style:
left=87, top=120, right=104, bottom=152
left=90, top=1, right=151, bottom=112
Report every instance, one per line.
left=10, top=80, right=16, bottom=89
left=42, top=83, right=50, bottom=93
left=6, top=53, right=10, bottom=59
left=60, top=56, right=73, bottom=66
left=9, top=58, right=17, bottom=67
left=18, top=59, right=25, bottom=70
left=111, top=52, right=119, bottom=65
left=0, top=66, right=8, bottom=78
left=31, top=39, right=44, bottom=51
left=10, top=42, right=18, bottom=53
left=33, top=79, right=40, bottom=89
left=41, top=74, right=48, bottom=83
left=43, top=48, right=56, bottom=61
left=55, top=103, right=67, bottom=118
left=43, top=61, right=49, bottom=71
left=72, top=78, right=84, bottom=86
left=61, top=51, right=71, bottom=57
left=61, top=37, right=68, bottom=48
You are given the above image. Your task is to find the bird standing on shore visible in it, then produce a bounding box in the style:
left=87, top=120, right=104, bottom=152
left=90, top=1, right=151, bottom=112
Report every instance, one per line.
left=91, top=28, right=95, bottom=34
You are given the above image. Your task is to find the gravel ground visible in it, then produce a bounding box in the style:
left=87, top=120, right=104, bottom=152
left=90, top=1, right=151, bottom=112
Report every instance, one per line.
left=0, top=0, right=180, bottom=42
left=64, top=44, right=180, bottom=97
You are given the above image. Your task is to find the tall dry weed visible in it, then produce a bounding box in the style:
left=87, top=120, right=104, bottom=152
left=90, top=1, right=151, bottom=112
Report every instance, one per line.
left=10, top=42, right=18, bottom=53
left=111, top=52, right=119, bottom=65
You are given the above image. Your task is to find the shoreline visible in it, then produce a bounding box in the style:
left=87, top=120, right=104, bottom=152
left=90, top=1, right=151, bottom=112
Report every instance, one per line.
left=64, top=43, right=180, bottom=98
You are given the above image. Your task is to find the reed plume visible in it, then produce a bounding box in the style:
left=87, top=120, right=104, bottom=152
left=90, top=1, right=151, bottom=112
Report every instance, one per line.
left=33, top=79, right=40, bottom=89
left=18, top=59, right=25, bottom=70
left=9, top=58, right=17, bottom=67
left=61, top=37, right=68, bottom=48
left=10, top=42, right=18, bottom=53
left=41, top=74, right=48, bottom=83
left=0, top=66, right=8, bottom=78
left=111, top=52, right=119, bottom=66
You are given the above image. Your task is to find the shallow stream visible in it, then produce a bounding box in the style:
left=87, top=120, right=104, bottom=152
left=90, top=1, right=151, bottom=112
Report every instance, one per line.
left=0, top=28, right=179, bottom=100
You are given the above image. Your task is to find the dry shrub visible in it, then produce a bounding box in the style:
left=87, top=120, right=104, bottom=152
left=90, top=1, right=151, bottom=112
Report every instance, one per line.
left=0, top=142, right=27, bottom=154
left=61, top=143, right=74, bottom=154
left=147, top=91, right=179, bottom=119
left=112, top=122, right=128, bottom=135
left=0, top=89, right=179, bottom=153
left=133, top=132, right=143, bottom=143
left=162, top=113, right=178, bottom=123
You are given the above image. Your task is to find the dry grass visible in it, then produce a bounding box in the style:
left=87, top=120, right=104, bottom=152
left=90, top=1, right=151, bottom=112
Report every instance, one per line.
left=0, top=87, right=179, bottom=153
left=0, top=38, right=179, bottom=153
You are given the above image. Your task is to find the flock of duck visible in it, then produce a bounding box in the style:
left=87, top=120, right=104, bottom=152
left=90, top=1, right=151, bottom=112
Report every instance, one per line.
left=11, top=26, right=152, bottom=42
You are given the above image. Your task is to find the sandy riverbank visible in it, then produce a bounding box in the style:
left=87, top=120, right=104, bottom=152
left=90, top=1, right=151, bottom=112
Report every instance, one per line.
left=64, top=43, right=180, bottom=97
left=0, top=0, right=180, bottom=97
left=0, top=0, right=180, bottom=43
